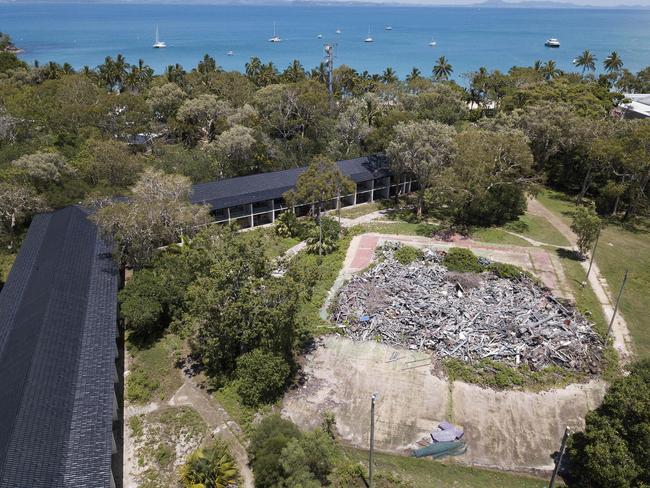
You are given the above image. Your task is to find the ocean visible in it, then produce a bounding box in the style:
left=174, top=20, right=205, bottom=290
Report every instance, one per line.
left=2, top=3, right=650, bottom=78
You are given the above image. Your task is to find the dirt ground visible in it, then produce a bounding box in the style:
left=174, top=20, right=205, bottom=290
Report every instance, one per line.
left=283, top=336, right=607, bottom=473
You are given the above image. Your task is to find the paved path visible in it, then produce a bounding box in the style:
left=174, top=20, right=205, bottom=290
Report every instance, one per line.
left=340, top=232, right=572, bottom=298
left=169, top=379, right=255, bottom=488
left=527, top=198, right=633, bottom=363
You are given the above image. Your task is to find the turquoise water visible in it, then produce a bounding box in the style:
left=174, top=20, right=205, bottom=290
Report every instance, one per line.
left=2, top=3, right=650, bottom=78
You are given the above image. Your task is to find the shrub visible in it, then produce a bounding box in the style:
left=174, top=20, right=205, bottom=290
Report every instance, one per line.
left=126, top=368, right=161, bottom=404
left=181, top=439, right=239, bottom=488
left=566, top=359, right=650, bottom=488
left=274, top=211, right=299, bottom=238
left=394, top=245, right=424, bottom=265
left=488, top=262, right=529, bottom=281
left=249, top=415, right=302, bottom=488
left=235, top=349, right=291, bottom=407
left=442, top=248, right=486, bottom=273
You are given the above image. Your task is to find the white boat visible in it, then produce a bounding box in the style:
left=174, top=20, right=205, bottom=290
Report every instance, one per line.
left=153, top=25, right=166, bottom=49
left=317, top=34, right=323, bottom=39
left=364, top=26, right=373, bottom=43
left=269, top=22, right=281, bottom=43
left=385, top=26, right=393, bottom=30
left=227, top=50, right=234, bottom=56
left=336, top=29, right=342, bottom=34
left=545, top=38, right=560, bottom=48
left=429, top=39, right=437, bottom=47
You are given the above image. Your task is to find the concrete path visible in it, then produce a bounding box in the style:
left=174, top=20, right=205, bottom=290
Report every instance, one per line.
left=169, top=379, right=255, bottom=488
left=527, top=198, right=633, bottom=363
left=340, top=232, right=572, bottom=299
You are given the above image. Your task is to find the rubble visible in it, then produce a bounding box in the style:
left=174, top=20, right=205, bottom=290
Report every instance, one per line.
left=332, top=244, right=604, bottom=373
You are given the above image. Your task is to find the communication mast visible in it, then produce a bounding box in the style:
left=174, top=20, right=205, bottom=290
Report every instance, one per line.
left=324, top=43, right=335, bottom=113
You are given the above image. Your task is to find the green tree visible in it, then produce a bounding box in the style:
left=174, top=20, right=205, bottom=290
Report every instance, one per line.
left=176, top=94, right=232, bottom=144
left=386, top=120, right=457, bottom=217
left=147, top=82, right=187, bottom=122
left=249, top=415, right=302, bottom=488
left=11, top=151, right=74, bottom=187
left=381, top=67, right=398, bottom=84
left=604, top=51, right=624, bottom=74
left=283, top=157, right=354, bottom=255
left=432, top=56, right=453, bottom=81
left=567, top=359, right=650, bottom=488
left=279, top=428, right=338, bottom=486
left=91, top=168, right=211, bottom=268
left=412, top=83, right=468, bottom=125
left=235, top=349, right=292, bottom=407
left=575, top=50, right=597, bottom=75
left=570, top=203, right=602, bottom=258
left=0, top=182, right=47, bottom=247
left=181, top=439, right=239, bottom=488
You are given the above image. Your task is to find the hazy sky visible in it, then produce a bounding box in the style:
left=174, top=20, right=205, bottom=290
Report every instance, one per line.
left=335, top=0, right=650, bottom=5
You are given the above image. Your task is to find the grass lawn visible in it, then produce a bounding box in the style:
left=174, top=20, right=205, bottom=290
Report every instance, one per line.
left=470, top=227, right=532, bottom=247
left=357, top=221, right=438, bottom=237
left=338, top=201, right=386, bottom=219
left=506, top=214, right=570, bottom=247
left=0, top=252, right=15, bottom=283
left=536, top=189, right=650, bottom=359
left=126, top=333, right=184, bottom=404
left=340, top=446, right=550, bottom=488
left=535, top=189, right=577, bottom=225
left=596, top=222, right=650, bottom=358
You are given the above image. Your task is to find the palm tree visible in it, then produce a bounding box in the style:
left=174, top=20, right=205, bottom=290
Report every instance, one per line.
left=165, top=63, right=186, bottom=84
left=282, top=59, right=306, bottom=83
left=381, top=67, right=398, bottom=84
left=310, top=62, right=328, bottom=84
left=533, top=60, right=543, bottom=72
left=197, top=54, right=218, bottom=75
left=542, top=60, right=560, bottom=81
left=603, top=51, right=623, bottom=74
left=405, top=67, right=421, bottom=82
left=245, top=56, right=262, bottom=83
left=181, top=442, right=239, bottom=488
left=432, top=56, right=453, bottom=81
left=574, top=50, right=597, bottom=74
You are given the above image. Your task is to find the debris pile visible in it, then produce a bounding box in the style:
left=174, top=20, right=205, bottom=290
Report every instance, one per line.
left=333, top=245, right=604, bottom=373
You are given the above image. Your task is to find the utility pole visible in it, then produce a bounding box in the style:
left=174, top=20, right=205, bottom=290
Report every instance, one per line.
left=607, top=269, right=629, bottom=338
left=582, top=225, right=601, bottom=287
left=549, top=426, right=570, bottom=488
left=369, top=392, right=377, bottom=488
left=324, top=43, right=335, bottom=114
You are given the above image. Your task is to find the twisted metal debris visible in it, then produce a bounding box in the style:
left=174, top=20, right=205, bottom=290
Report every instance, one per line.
left=332, top=244, right=604, bottom=373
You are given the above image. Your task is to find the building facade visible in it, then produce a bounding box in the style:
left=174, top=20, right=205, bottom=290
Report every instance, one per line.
left=190, top=154, right=415, bottom=228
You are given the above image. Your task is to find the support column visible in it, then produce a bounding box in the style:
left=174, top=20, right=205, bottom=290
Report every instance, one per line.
left=271, top=200, right=276, bottom=223
left=113, top=391, right=118, bottom=422
left=370, top=180, right=375, bottom=202
left=227, top=207, right=231, bottom=224
left=249, top=204, right=254, bottom=228
left=354, top=185, right=358, bottom=205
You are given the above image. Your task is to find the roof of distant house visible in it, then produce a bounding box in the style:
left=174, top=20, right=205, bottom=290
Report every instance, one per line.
left=190, top=154, right=390, bottom=210
left=0, top=206, right=118, bottom=488
left=621, top=93, right=650, bottom=118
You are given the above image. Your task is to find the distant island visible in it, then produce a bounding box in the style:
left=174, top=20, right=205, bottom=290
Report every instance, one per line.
left=1, top=0, right=649, bottom=8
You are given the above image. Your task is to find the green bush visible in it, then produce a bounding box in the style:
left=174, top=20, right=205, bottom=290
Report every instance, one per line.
left=394, top=245, right=424, bottom=265
left=249, top=415, right=302, bottom=488
left=274, top=211, right=300, bottom=238
left=566, top=359, right=650, bottom=488
left=488, top=262, right=529, bottom=281
left=443, top=248, right=485, bottom=273
left=235, top=349, right=292, bottom=407
left=181, top=439, right=239, bottom=488
left=126, top=369, right=161, bottom=404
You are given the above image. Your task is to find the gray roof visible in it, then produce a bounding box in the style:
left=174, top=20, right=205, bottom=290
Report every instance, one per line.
left=0, top=206, right=118, bottom=488
left=190, top=154, right=390, bottom=210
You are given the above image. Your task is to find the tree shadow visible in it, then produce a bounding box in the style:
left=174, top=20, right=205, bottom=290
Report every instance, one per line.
left=556, top=248, right=583, bottom=262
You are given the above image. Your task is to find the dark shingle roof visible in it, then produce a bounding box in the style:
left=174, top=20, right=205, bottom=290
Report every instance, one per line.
left=190, top=154, right=390, bottom=210
left=0, top=206, right=118, bottom=488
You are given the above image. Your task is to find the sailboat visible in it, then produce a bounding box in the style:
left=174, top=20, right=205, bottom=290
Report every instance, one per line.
left=153, top=25, right=166, bottom=49
left=317, top=34, right=323, bottom=39
left=335, top=29, right=342, bottom=34
left=268, top=22, right=281, bottom=43
left=364, top=26, right=373, bottom=43
left=429, top=38, right=437, bottom=47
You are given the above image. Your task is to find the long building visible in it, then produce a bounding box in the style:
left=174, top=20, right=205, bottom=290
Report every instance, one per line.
left=0, top=206, right=119, bottom=488
left=190, top=154, right=414, bottom=227
left=0, top=154, right=400, bottom=486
